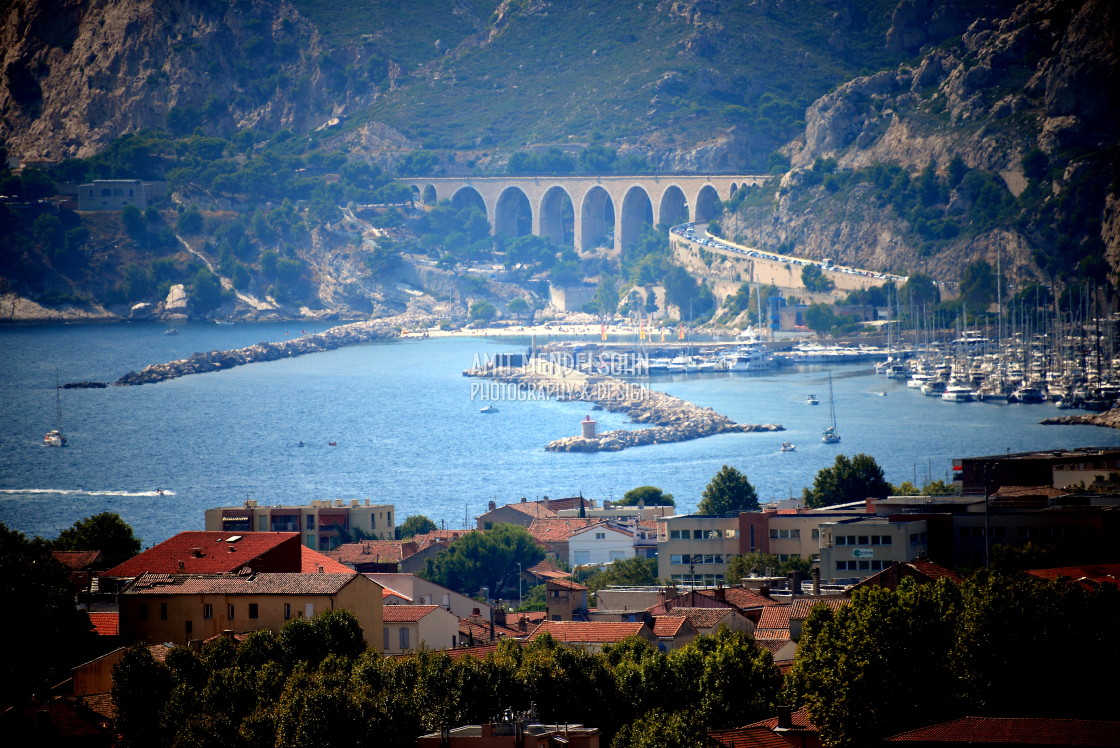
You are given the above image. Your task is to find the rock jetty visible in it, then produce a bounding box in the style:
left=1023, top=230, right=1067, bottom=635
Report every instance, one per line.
left=1041, top=409, right=1120, bottom=429
left=114, top=318, right=402, bottom=386
left=464, top=359, right=782, bottom=452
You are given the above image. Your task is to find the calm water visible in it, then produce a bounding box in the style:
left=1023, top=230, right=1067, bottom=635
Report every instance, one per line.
left=3, top=322, right=1118, bottom=548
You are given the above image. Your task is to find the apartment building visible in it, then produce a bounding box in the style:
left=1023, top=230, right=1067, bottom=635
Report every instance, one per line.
left=205, top=499, right=395, bottom=551
left=656, top=514, right=744, bottom=586
left=817, top=517, right=930, bottom=580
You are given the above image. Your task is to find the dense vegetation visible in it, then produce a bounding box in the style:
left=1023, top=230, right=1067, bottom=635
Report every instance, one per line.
left=110, top=615, right=781, bottom=748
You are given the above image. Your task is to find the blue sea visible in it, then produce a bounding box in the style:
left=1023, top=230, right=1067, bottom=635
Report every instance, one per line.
left=3, top=322, right=1118, bottom=548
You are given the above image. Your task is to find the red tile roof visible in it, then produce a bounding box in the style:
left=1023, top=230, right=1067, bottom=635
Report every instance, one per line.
left=505, top=502, right=559, bottom=520
left=88, top=612, right=118, bottom=637
left=528, top=517, right=599, bottom=544
left=411, top=530, right=476, bottom=551
left=300, top=547, right=354, bottom=573
left=529, top=621, right=647, bottom=644
left=653, top=586, right=779, bottom=614
left=756, top=605, right=793, bottom=629
left=708, top=726, right=797, bottom=748
left=121, top=571, right=361, bottom=596
left=570, top=522, right=633, bottom=539
left=326, top=541, right=417, bottom=565
left=459, top=617, right=524, bottom=642
left=547, top=577, right=588, bottom=591
left=382, top=604, right=440, bottom=623
left=884, top=716, right=1120, bottom=745
left=1027, top=563, right=1120, bottom=589
left=789, top=598, right=848, bottom=620
left=527, top=560, right=570, bottom=580
left=652, top=616, right=687, bottom=637
left=100, top=532, right=301, bottom=578
left=52, top=550, right=103, bottom=569
left=671, top=607, right=738, bottom=631
left=382, top=586, right=412, bottom=601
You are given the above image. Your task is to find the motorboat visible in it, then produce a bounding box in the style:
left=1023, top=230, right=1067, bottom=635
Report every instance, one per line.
left=1009, top=385, right=1046, bottom=404
left=780, top=442, right=796, bottom=452
left=941, top=384, right=976, bottom=402
left=921, top=380, right=947, bottom=397
left=805, top=394, right=819, bottom=405
left=479, top=404, right=499, bottom=414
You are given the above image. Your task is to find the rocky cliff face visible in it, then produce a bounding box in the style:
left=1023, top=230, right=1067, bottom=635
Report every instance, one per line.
left=730, top=0, right=1119, bottom=287
left=0, top=0, right=401, bottom=160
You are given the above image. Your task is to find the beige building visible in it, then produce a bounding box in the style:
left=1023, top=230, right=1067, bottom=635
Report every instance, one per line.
left=381, top=604, right=461, bottom=654
left=205, top=499, right=395, bottom=551
left=118, top=572, right=384, bottom=649
left=817, top=517, right=930, bottom=581
left=656, top=514, right=743, bottom=586
left=366, top=572, right=491, bottom=619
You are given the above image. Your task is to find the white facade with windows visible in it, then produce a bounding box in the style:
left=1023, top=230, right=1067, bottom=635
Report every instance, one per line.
left=656, top=515, right=742, bottom=585
left=568, top=524, right=635, bottom=566
left=817, top=517, right=929, bottom=580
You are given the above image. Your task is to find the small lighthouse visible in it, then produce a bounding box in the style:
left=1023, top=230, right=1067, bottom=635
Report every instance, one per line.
left=581, top=414, right=597, bottom=439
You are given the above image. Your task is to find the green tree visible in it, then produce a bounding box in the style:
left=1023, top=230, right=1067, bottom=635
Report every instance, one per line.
left=469, top=300, right=497, bottom=324
left=1, top=524, right=99, bottom=706
left=802, top=453, right=891, bottom=508
left=726, top=550, right=807, bottom=580
left=788, top=580, right=963, bottom=747
left=594, top=274, right=620, bottom=318
left=697, top=465, right=759, bottom=514
left=190, top=267, right=229, bottom=316
left=579, top=556, right=659, bottom=592
left=803, top=302, right=838, bottom=333
left=612, top=708, right=707, bottom=748
left=507, top=297, right=531, bottom=322
left=53, top=511, right=141, bottom=567
left=900, top=272, right=940, bottom=309
left=396, top=514, right=437, bottom=540
left=112, top=644, right=174, bottom=748
left=121, top=204, right=146, bottom=239
left=959, top=259, right=998, bottom=312
left=800, top=263, right=833, bottom=293
left=423, top=524, right=544, bottom=600
left=617, top=485, right=675, bottom=506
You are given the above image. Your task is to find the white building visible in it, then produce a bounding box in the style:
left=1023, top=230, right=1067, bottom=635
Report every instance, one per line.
left=365, top=572, right=491, bottom=620
left=568, top=523, right=636, bottom=566
left=204, top=499, right=395, bottom=551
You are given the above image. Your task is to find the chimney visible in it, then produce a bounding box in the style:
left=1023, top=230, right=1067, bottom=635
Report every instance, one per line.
left=222, top=629, right=235, bottom=640
left=317, top=565, right=324, bottom=573
left=489, top=500, right=497, bottom=511
left=228, top=545, right=236, bottom=553
left=543, top=496, right=551, bottom=511
left=493, top=608, right=507, bottom=626
left=776, top=705, right=793, bottom=730
left=713, top=587, right=726, bottom=601
left=811, top=567, right=821, bottom=595
left=521, top=497, right=528, bottom=503
left=191, top=548, right=203, bottom=558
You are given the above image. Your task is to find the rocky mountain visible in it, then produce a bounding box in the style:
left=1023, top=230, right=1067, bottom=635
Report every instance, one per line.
left=727, top=0, right=1119, bottom=291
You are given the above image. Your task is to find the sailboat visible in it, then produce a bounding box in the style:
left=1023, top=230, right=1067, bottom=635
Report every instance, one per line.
left=43, top=376, right=67, bottom=447
left=822, top=372, right=841, bottom=444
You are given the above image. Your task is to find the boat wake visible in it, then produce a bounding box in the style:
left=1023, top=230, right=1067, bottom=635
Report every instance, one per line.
left=0, top=488, right=176, bottom=498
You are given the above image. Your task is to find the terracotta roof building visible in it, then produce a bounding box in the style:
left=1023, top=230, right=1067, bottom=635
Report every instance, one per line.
left=381, top=604, right=460, bottom=654
left=98, top=532, right=304, bottom=589
left=117, top=571, right=383, bottom=648
left=528, top=621, right=656, bottom=652
left=709, top=707, right=822, bottom=748
left=884, top=716, right=1120, bottom=746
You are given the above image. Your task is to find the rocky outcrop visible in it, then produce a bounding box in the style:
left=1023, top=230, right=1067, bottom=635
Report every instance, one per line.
left=464, top=360, right=782, bottom=452
left=1041, top=409, right=1120, bottom=430
left=112, top=316, right=413, bottom=386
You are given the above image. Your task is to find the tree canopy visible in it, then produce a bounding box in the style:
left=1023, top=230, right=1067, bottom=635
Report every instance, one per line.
left=801, top=453, right=891, bottom=508
left=616, top=485, right=675, bottom=507
left=1, top=524, right=100, bottom=706
left=422, top=524, right=544, bottom=600
left=52, top=511, right=141, bottom=568
left=697, top=465, right=759, bottom=514
left=396, top=514, right=438, bottom=540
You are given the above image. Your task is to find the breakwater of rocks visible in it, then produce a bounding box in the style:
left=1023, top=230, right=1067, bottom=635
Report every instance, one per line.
left=1041, top=409, right=1120, bottom=429
left=111, top=318, right=403, bottom=386
left=464, top=359, right=783, bottom=452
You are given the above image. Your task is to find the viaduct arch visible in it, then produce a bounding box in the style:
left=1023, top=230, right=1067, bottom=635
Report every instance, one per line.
left=406, top=174, right=768, bottom=254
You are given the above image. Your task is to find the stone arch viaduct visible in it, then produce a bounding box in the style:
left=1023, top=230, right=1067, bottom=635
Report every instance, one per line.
left=406, top=174, right=769, bottom=253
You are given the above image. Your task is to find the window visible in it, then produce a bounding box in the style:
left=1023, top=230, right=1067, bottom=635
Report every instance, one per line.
left=137, top=604, right=148, bottom=620
left=160, top=603, right=168, bottom=621
left=670, top=554, right=684, bottom=565
left=910, top=531, right=928, bottom=546
left=185, top=620, right=192, bottom=638
left=670, top=529, right=687, bottom=539
left=248, top=604, right=259, bottom=619
left=595, top=532, right=606, bottom=540
left=383, top=628, right=390, bottom=650
left=306, top=515, right=314, bottom=530
left=811, top=529, right=820, bottom=540
left=858, top=536, right=869, bottom=545
left=203, top=604, right=213, bottom=619
left=770, top=528, right=801, bottom=540
left=305, top=604, right=314, bottom=618
left=399, top=627, right=409, bottom=649
left=284, top=603, right=291, bottom=620
left=228, top=605, right=235, bottom=620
